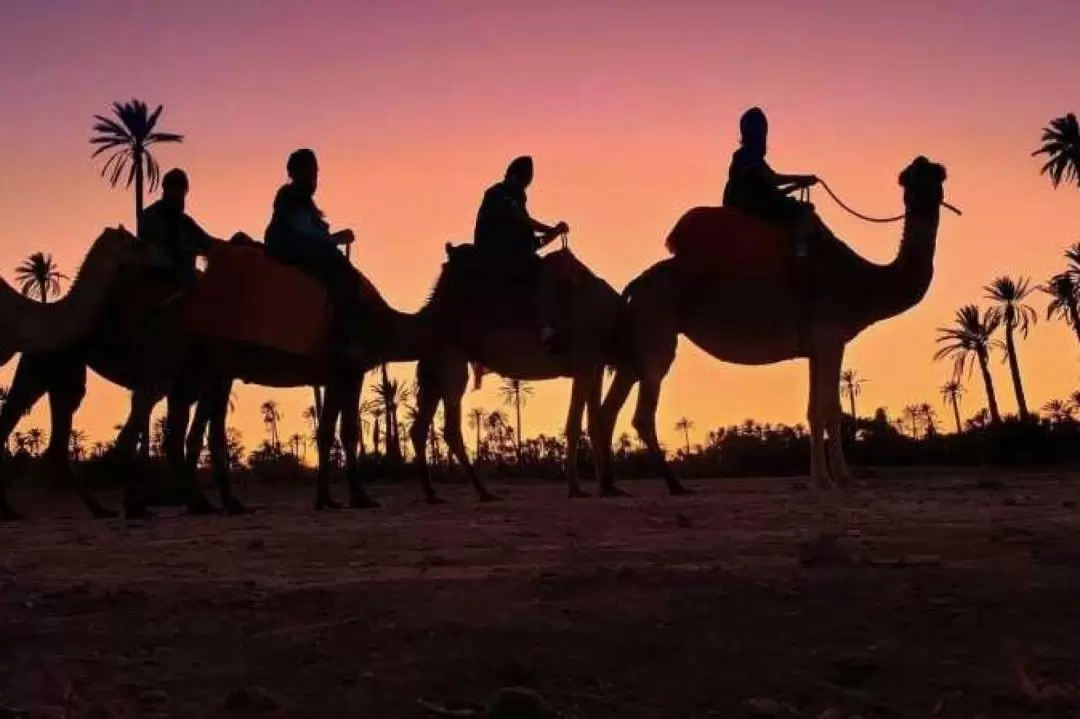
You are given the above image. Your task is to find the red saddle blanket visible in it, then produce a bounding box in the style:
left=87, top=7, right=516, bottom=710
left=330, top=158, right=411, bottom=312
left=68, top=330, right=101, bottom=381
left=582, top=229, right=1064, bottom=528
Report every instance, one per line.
left=665, top=206, right=792, bottom=278
left=182, top=244, right=334, bottom=356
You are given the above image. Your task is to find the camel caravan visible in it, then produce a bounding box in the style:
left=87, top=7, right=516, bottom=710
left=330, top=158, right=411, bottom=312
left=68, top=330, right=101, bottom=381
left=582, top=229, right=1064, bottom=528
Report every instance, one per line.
left=0, top=107, right=958, bottom=520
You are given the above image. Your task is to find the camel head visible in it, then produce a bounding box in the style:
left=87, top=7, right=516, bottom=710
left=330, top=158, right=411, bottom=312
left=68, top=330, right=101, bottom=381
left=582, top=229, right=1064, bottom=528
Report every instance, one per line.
left=898, top=156, right=947, bottom=214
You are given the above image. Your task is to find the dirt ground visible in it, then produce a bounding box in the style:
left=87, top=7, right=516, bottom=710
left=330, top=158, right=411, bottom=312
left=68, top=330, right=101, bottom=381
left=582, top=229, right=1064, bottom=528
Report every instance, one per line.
left=1, top=473, right=1079, bottom=718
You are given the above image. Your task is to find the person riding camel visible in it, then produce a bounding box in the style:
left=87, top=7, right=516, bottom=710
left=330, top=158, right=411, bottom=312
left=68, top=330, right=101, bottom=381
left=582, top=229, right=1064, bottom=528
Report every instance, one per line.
left=263, top=148, right=369, bottom=358
left=473, top=155, right=569, bottom=351
left=139, top=169, right=232, bottom=281
left=722, top=107, right=822, bottom=257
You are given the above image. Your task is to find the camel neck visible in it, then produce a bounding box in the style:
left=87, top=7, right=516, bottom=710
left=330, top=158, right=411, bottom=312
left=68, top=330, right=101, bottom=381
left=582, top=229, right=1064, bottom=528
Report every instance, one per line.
left=874, top=206, right=940, bottom=320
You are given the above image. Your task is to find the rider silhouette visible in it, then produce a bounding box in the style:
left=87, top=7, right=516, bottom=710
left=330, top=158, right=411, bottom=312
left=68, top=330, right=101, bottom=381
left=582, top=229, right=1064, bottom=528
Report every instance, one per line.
left=722, top=107, right=822, bottom=256
left=139, top=169, right=224, bottom=280
left=473, top=156, right=569, bottom=351
left=264, top=149, right=368, bottom=358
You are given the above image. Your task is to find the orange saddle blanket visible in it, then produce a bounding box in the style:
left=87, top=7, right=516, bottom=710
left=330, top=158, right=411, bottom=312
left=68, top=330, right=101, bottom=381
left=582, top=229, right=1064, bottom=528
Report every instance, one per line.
left=182, top=244, right=332, bottom=356
left=665, top=206, right=793, bottom=278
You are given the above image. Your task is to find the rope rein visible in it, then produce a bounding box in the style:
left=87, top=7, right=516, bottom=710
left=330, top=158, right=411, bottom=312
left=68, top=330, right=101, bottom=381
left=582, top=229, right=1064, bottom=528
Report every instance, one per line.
left=812, top=181, right=963, bottom=224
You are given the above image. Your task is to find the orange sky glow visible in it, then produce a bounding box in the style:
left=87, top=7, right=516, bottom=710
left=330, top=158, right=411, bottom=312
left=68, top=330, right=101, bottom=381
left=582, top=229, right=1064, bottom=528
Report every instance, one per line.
left=1, top=0, right=1078, bottom=454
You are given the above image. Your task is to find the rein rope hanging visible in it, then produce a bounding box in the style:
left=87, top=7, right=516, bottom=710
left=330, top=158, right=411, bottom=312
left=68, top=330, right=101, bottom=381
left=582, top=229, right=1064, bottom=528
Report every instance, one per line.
left=810, top=180, right=963, bottom=224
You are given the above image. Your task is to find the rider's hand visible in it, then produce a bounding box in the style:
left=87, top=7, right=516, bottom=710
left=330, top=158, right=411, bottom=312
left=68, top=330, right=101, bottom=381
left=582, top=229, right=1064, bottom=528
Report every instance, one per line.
left=554, top=221, right=569, bottom=235
left=335, top=229, right=355, bottom=245
left=806, top=175, right=820, bottom=187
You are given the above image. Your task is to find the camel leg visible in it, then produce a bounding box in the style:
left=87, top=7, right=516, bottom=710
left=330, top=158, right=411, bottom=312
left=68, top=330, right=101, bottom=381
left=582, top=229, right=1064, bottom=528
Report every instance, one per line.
left=819, top=343, right=852, bottom=488
left=164, top=384, right=221, bottom=516
left=565, top=373, right=591, bottom=498
left=315, top=384, right=344, bottom=511
left=596, top=368, right=635, bottom=497
left=201, top=381, right=247, bottom=515
left=409, top=359, right=449, bottom=505
left=340, top=376, right=379, bottom=509
left=0, top=356, right=52, bottom=521
left=631, top=373, right=691, bottom=496
left=113, top=386, right=165, bottom=520
left=442, top=377, right=500, bottom=502
left=44, top=362, right=121, bottom=519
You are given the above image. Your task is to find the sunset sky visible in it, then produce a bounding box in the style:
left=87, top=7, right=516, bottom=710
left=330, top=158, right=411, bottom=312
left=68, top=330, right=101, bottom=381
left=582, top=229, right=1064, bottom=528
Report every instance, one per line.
left=1, top=0, right=1078, bottom=454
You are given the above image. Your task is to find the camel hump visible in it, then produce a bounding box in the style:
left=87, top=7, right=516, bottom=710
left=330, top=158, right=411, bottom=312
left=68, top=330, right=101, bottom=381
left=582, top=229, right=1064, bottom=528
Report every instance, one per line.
left=665, top=206, right=791, bottom=276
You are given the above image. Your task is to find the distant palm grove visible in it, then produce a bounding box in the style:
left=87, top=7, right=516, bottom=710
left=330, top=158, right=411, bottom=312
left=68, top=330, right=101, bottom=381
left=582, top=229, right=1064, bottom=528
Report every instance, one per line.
left=2, top=107, right=1078, bottom=487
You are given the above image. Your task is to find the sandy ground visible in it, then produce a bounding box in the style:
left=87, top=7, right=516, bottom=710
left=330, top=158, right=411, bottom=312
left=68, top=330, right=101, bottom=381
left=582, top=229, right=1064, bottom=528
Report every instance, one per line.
left=1, top=473, right=1079, bottom=718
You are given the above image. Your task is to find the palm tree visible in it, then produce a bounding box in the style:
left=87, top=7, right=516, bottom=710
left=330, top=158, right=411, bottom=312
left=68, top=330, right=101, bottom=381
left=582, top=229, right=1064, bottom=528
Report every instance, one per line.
left=68, top=429, right=88, bottom=462
left=838, top=369, right=865, bottom=420
left=1042, top=270, right=1080, bottom=345
left=985, top=276, right=1037, bottom=420
left=1042, top=399, right=1074, bottom=425
left=26, top=428, right=45, bottom=457
left=934, top=305, right=1002, bottom=425
left=467, top=407, right=486, bottom=460
left=260, top=399, right=282, bottom=453
left=288, top=433, right=304, bottom=461
left=499, top=379, right=533, bottom=461
left=940, top=379, right=965, bottom=434
left=371, top=365, right=411, bottom=462
left=90, top=99, right=184, bottom=233
left=1033, top=112, right=1080, bottom=189
left=917, top=403, right=939, bottom=437
left=1069, top=390, right=1080, bottom=416
left=15, top=252, right=68, bottom=304
left=901, top=404, right=921, bottom=438
left=674, top=417, right=695, bottom=456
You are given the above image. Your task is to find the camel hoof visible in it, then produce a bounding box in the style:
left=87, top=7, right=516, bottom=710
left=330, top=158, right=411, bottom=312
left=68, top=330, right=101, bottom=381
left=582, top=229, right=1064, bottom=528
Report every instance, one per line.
left=600, top=485, right=631, bottom=498
left=425, top=495, right=449, bottom=506
left=478, top=492, right=502, bottom=503
left=349, top=495, right=380, bottom=510
left=668, top=482, right=694, bottom=496
left=90, top=506, right=119, bottom=520
left=568, top=486, right=591, bottom=499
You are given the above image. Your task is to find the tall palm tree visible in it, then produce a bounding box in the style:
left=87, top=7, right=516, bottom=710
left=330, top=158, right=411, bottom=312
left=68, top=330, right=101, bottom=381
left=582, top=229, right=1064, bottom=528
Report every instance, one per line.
left=985, top=276, right=1037, bottom=420
left=917, top=403, right=939, bottom=437
left=15, top=252, right=68, bottom=304
left=288, top=433, right=304, bottom=460
left=260, top=399, right=282, bottom=453
left=940, top=379, right=965, bottom=434
left=838, top=369, right=865, bottom=420
left=1042, top=270, right=1080, bottom=345
left=1032, top=112, right=1080, bottom=189
left=371, top=365, right=411, bottom=462
left=498, top=379, right=533, bottom=461
left=467, top=407, right=486, bottom=460
left=934, top=305, right=1002, bottom=425
left=901, top=404, right=921, bottom=438
left=674, top=417, right=695, bottom=456
left=90, top=99, right=184, bottom=233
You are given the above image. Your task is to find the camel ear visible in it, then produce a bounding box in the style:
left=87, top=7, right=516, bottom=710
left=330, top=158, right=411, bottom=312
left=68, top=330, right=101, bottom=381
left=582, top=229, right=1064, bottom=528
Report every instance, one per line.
left=444, top=242, right=453, bottom=259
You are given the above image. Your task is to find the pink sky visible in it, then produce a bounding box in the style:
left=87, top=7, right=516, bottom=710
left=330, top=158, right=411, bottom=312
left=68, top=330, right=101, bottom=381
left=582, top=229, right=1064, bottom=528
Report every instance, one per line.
left=1, top=0, right=1078, bottom=453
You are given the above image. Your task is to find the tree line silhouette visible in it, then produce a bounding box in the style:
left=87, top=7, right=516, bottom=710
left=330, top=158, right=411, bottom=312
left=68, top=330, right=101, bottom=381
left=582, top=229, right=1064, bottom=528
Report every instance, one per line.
left=2, top=103, right=1078, bottom=486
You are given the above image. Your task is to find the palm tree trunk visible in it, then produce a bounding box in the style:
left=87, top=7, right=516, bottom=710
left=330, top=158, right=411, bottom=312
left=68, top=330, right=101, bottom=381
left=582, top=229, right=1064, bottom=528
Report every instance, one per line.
left=976, top=350, right=1002, bottom=425
left=1004, top=327, right=1029, bottom=420
left=475, top=424, right=482, bottom=461
left=683, top=429, right=690, bottom=456
left=847, top=393, right=856, bottom=422
left=514, top=391, right=523, bottom=462
left=950, top=396, right=962, bottom=434
left=134, top=146, right=145, bottom=236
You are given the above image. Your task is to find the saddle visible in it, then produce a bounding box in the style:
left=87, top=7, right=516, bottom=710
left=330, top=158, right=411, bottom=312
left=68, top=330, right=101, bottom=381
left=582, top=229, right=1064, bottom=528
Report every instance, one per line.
left=665, top=206, right=797, bottom=280
left=181, top=243, right=334, bottom=356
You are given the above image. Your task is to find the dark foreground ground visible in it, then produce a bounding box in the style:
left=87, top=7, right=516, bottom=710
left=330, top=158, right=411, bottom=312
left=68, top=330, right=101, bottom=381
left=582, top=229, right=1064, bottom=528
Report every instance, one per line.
left=1, top=473, right=1079, bottom=718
